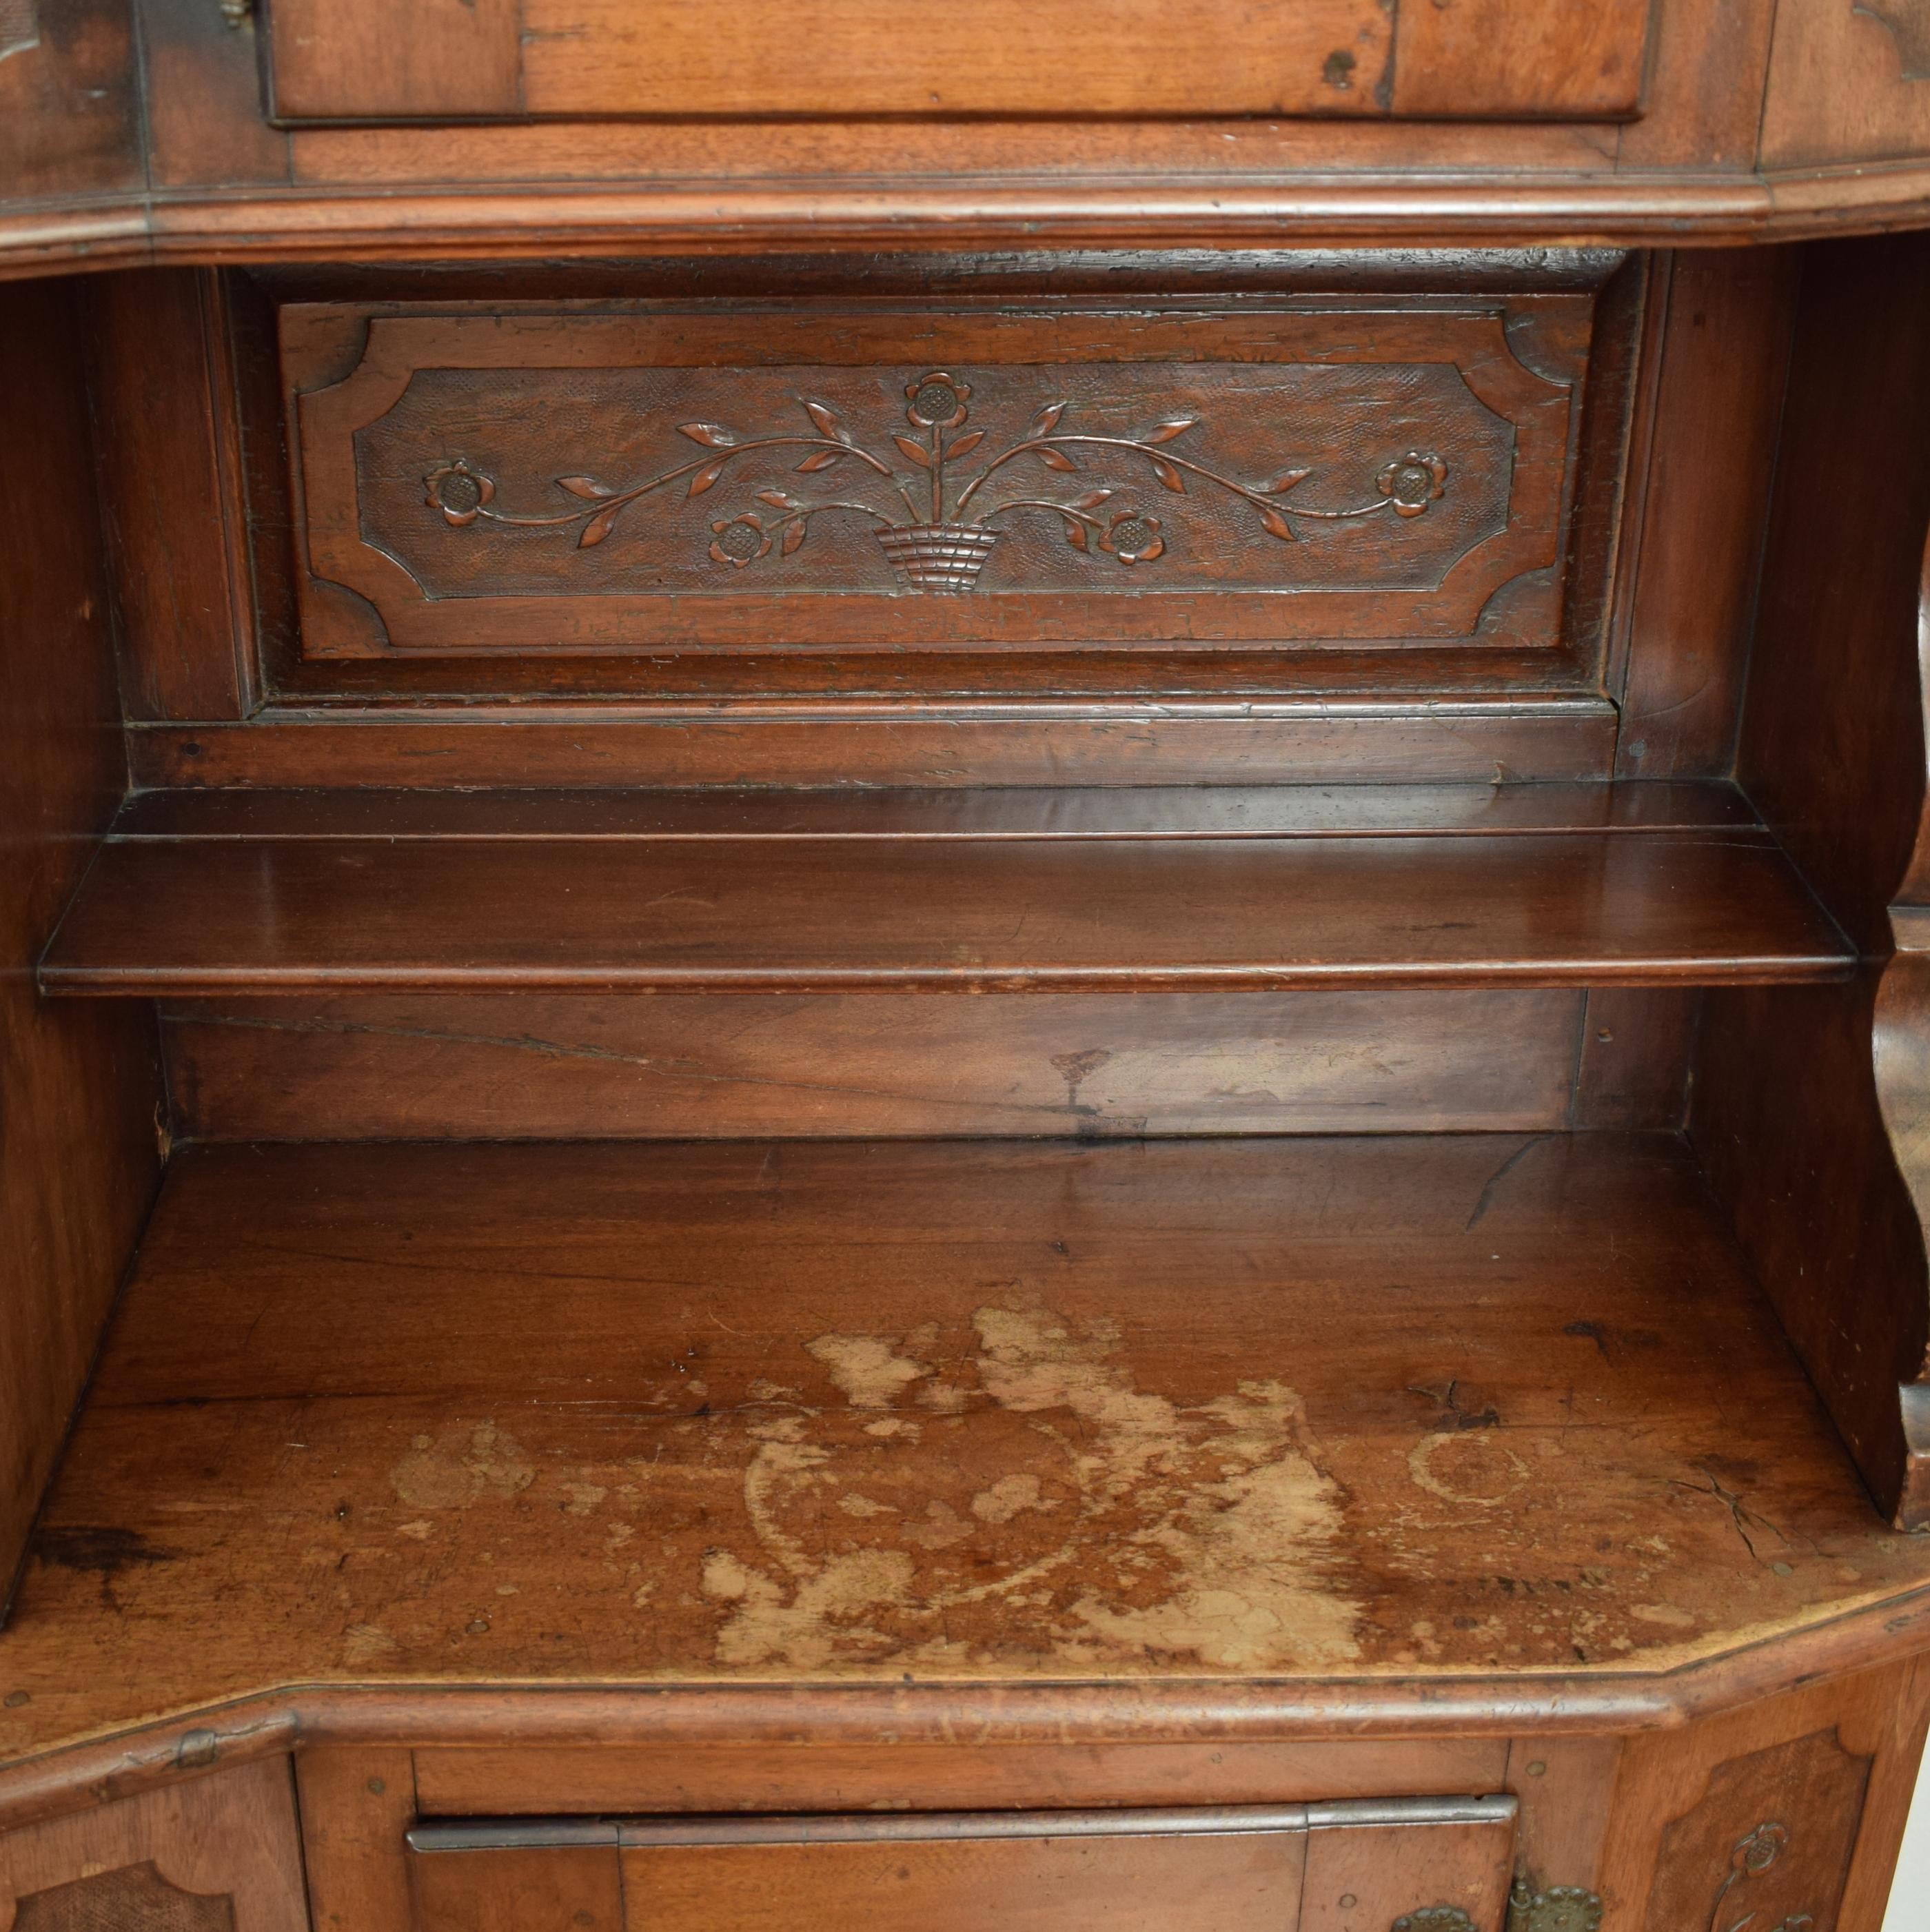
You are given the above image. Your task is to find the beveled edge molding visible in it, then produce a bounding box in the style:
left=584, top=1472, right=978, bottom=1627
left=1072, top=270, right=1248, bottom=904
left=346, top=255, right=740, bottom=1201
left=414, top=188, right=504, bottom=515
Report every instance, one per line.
left=3, top=1584, right=1930, bottom=1842
left=17, top=162, right=1930, bottom=285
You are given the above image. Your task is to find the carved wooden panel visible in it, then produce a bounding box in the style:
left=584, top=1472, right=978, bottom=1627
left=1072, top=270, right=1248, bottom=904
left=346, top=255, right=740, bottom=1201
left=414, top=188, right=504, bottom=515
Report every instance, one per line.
left=0, top=1760, right=306, bottom=1932
left=285, top=298, right=1587, bottom=659
left=12, top=1863, right=235, bottom=1932
left=260, top=0, right=1653, bottom=123
left=1640, top=1729, right=1872, bottom=1932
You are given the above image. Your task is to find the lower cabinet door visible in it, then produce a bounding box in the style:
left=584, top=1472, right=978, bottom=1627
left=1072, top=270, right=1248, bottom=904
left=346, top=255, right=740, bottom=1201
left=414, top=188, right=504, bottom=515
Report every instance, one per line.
left=408, top=1798, right=1518, bottom=1932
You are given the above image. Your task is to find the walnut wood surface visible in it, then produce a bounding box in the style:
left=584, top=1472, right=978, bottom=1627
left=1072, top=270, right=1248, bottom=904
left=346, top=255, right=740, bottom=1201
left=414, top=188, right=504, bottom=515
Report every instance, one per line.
left=10, top=0, right=1930, bottom=276
left=123, top=704, right=1623, bottom=790
left=1599, top=1657, right=1930, bottom=1932
left=159, top=990, right=1599, bottom=1141
left=1610, top=249, right=1797, bottom=781
left=0, top=1762, right=305, bottom=1932
left=286, top=299, right=1580, bottom=660
left=407, top=1739, right=1513, bottom=1818
left=1694, top=230, right=1930, bottom=1529
left=1763, top=0, right=1930, bottom=167
left=261, top=0, right=1646, bottom=124
left=110, top=781, right=1759, bottom=841
left=0, top=276, right=163, bottom=1607
left=37, top=809, right=1849, bottom=997
left=409, top=1802, right=1516, bottom=1932
left=4, top=1135, right=1929, bottom=1769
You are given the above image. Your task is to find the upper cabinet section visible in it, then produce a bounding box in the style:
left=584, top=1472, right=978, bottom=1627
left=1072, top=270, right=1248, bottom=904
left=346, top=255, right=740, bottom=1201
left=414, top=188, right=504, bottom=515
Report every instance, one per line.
left=258, top=0, right=1653, bottom=123
left=8, top=0, right=1930, bottom=270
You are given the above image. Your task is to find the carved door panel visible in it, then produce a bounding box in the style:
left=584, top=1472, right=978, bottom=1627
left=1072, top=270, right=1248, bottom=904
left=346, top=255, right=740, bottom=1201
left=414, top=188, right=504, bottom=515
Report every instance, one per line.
left=1641, top=1729, right=1872, bottom=1932
left=0, top=1760, right=306, bottom=1932
left=283, top=293, right=1591, bottom=671
left=409, top=1800, right=1518, bottom=1932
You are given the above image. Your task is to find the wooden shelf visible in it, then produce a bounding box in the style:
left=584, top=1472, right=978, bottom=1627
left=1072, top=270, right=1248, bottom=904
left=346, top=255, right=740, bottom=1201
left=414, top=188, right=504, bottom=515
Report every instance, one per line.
left=39, top=785, right=1850, bottom=995
left=4, top=1132, right=1928, bottom=1765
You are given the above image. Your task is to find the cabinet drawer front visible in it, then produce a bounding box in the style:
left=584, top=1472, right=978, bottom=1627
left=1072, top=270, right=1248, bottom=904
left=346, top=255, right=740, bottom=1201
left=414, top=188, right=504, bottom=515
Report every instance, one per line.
left=285, top=295, right=1588, bottom=664
left=261, top=0, right=1651, bottom=123
left=408, top=1800, right=1518, bottom=1932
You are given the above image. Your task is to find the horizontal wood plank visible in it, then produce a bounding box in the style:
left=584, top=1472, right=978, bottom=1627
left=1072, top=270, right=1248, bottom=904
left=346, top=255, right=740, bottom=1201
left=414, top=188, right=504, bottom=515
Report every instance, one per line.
left=41, top=814, right=1849, bottom=995
left=112, top=782, right=1756, bottom=842
left=6, top=1135, right=1929, bottom=1763
left=160, top=989, right=1594, bottom=1141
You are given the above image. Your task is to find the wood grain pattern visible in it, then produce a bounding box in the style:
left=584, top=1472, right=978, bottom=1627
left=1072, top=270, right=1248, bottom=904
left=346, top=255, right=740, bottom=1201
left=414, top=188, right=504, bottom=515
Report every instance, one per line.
left=1694, top=230, right=1930, bottom=1528
left=123, top=704, right=1623, bottom=791
left=0, top=275, right=164, bottom=1608
left=0, top=1761, right=306, bottom=1932
left=5, top=1135, right=1930, bottom=1766
left=1597, top=1659, right=1930, bottom=1932
left=409, top=1740, right=1513, bottom=1817
left=1641, top=1729, right=1869, bottom=1932
left=260, top=0, right=1648, bottom=124
left=287, top=301, right=1581, bottom=658
left=1763, top=0, right=1930, bottom=166
left=161, top=990, right=1594, bottom=1142
left=294, top=1750, right=416, bottom=1932
left=108, top=781, right=1760, bottom=842
left=37, top=826, right=1851, bottom=996
left=1393, top=0, right=1652, bottom=121
left=85, top=270, right=255, bottom=722
left=407, top=1806, right=1515, bottom=1932
left=263, top=0, right=520, bottom=122
left=1612, top=249, right=1798, bottom=780
left=0, top=0, right=141, bottom=213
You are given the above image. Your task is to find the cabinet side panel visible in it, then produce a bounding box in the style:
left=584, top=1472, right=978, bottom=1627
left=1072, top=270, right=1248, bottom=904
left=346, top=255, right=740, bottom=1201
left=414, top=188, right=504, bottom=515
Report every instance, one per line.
left=0, top=1759, right=307, bottom=1932
left=1690, top=230, right=1930, bottom=1526
left=0, top=276, right=164, bottom=1607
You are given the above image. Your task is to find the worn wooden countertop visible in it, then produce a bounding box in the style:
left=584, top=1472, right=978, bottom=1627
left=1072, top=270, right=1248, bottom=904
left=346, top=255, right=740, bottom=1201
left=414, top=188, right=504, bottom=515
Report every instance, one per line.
left=3, top=1133, right=1929, bottom=1767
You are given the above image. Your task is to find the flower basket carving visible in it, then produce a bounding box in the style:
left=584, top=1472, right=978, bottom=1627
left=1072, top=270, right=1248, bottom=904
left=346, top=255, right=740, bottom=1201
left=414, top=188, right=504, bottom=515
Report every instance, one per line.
left=874, top=523, right=1003, bottom=594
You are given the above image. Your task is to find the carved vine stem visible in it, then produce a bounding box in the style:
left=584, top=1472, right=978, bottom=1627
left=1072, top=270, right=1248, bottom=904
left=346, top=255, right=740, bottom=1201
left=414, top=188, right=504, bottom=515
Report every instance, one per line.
left=423, top=370, right=1451, bottom=590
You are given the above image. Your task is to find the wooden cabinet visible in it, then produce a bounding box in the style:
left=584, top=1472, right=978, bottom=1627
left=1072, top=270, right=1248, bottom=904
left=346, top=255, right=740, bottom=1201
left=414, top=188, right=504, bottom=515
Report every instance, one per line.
left=11, top=12, right=1930, bottom=1932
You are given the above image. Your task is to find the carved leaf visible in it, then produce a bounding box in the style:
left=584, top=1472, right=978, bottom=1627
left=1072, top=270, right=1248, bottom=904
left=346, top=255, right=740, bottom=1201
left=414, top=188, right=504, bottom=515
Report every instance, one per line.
left=1070, top=489, right=1115, bottom=510
left=758, top=489, right=802, bottom=510
left=678, top=422, right=738, bottom=447
left=1035, top=447, right=1077, bottom=471
left=557, top=476, right=614, bottom=499
left=796, top=449, right=843, bottom=472
left=1149, top=455, right=1186, bottom=494
left=687, top=458, right=729, bottom=498
left=1062, top=518, right=1088, bottom=551
left=1263, top=467, right=1313, bottom=494
left=893, top=436, right=934, bottom=468
left=1256, top=503, right=1298, bottom=542
left=803, top=399, right=846, bottom=440
left=1028, top=402, right=1070, bottom=438
left=1146, top=419, right=1196, bottom=444
left=782, top=519, right=808, bottom=556
left=578, top=502, right=623, bottom=548
left=946, top=429, right=985, bottom=460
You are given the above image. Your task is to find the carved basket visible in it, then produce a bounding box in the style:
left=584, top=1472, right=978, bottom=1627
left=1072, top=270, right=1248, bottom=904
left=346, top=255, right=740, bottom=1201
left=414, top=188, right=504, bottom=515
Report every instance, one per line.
left=874, top=524, right=1002, bottom=595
